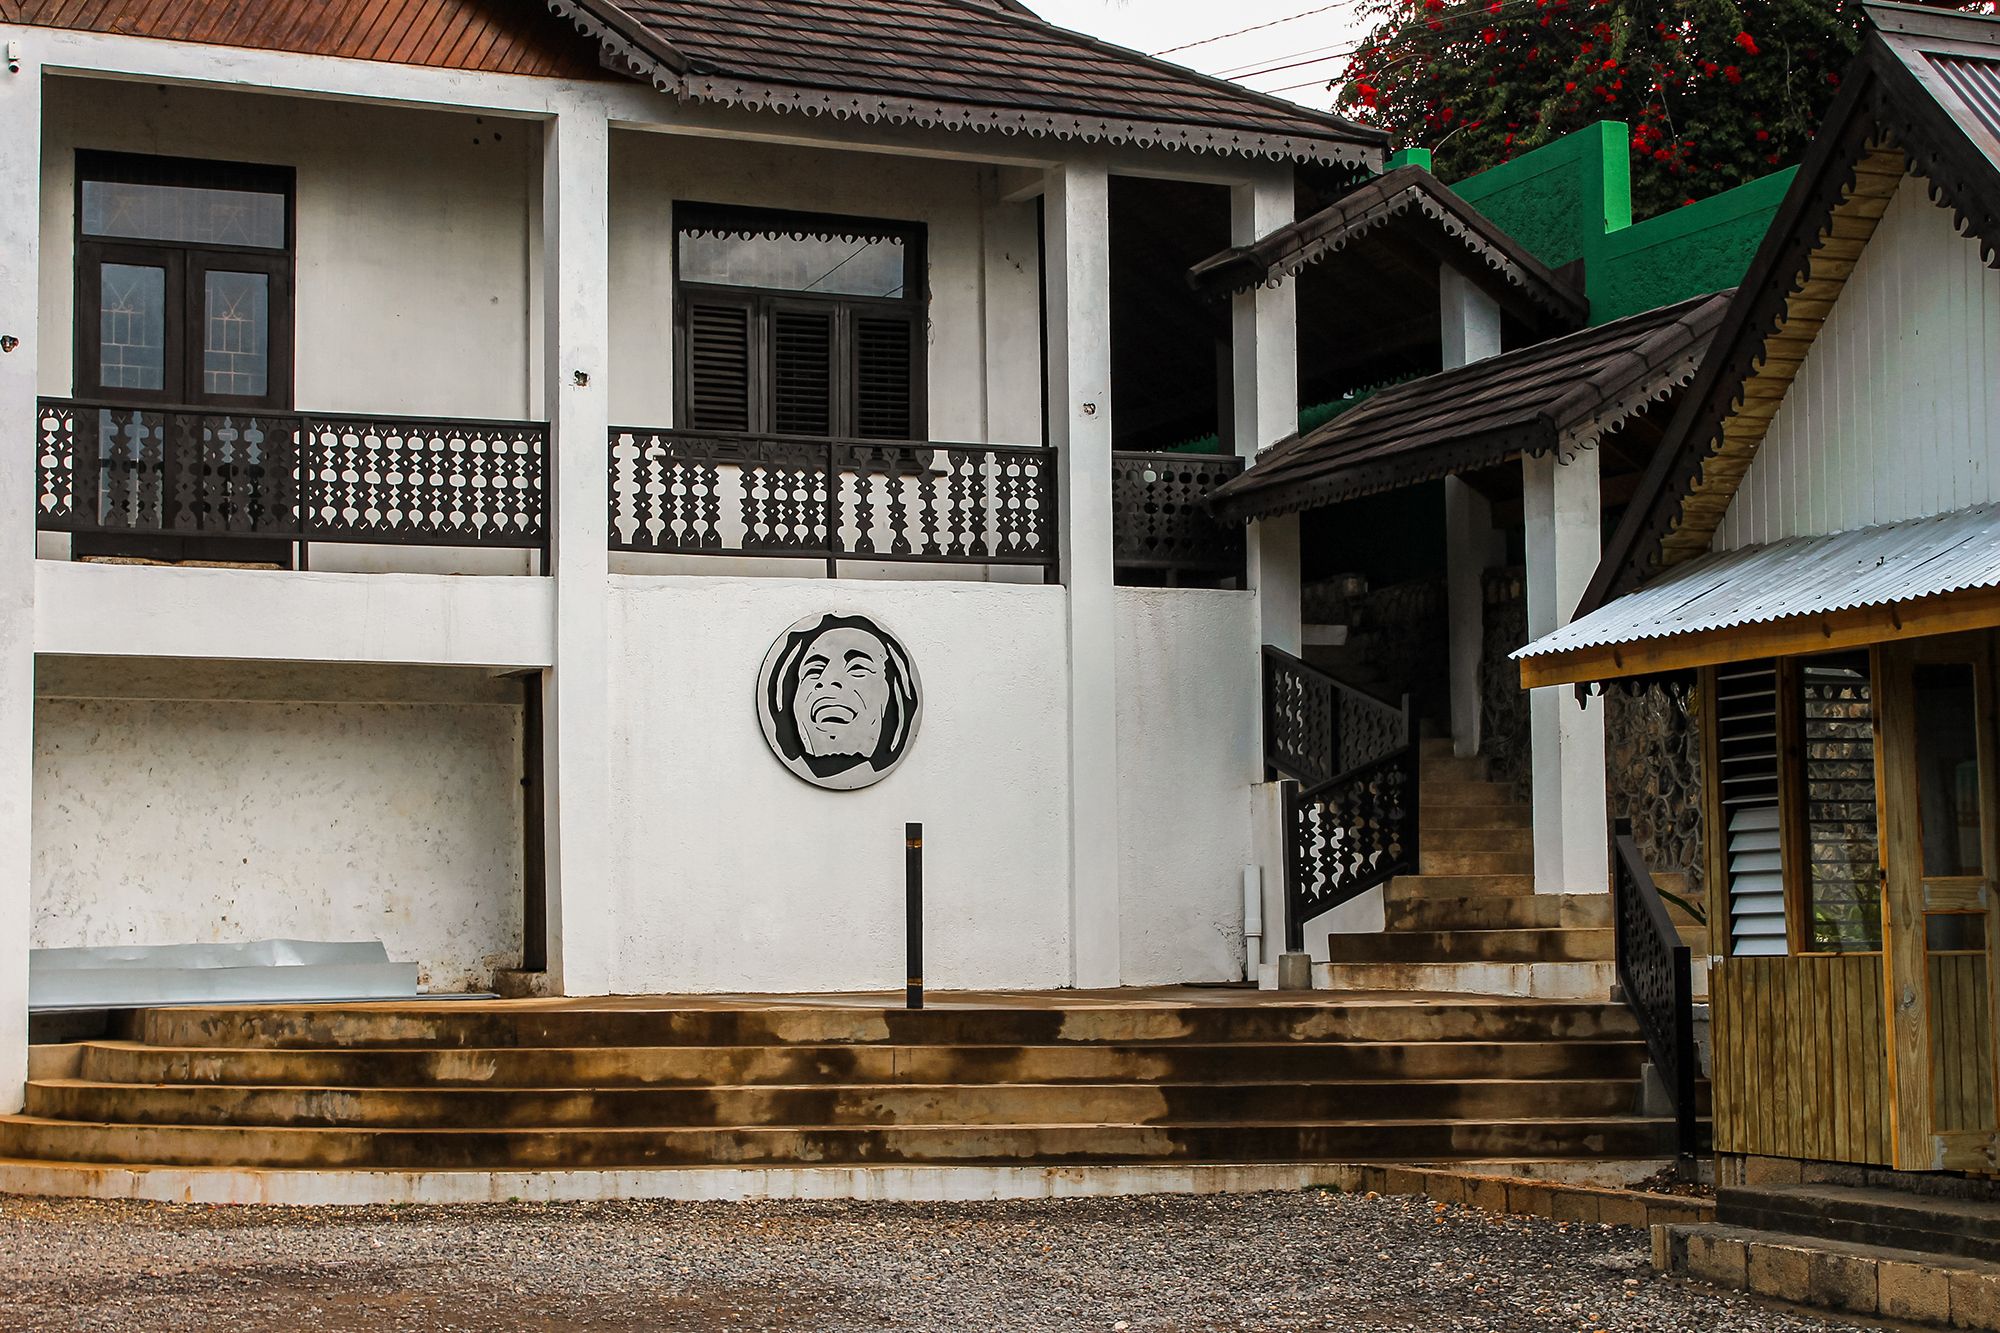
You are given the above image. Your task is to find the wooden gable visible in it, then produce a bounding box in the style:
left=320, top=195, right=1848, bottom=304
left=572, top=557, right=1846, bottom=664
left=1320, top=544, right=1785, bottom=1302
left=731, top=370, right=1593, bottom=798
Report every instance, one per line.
left=1, top=0, right=611, bottom=80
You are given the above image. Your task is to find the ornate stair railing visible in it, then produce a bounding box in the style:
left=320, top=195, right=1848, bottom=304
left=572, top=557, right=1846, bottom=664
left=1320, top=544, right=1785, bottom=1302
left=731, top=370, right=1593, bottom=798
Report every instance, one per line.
left=1262, top=647, right=1420, bottom=952
left=1612, top=817, right=1699, bottom=1157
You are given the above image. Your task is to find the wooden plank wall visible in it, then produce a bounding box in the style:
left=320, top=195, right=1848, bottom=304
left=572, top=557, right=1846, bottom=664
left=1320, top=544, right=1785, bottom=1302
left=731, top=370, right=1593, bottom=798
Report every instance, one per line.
left=1712, top=954, right=1893, bottom=1165
left=1, top=0, right=611, bottom=79
left=1931, top=952, right=1997, bottom=1135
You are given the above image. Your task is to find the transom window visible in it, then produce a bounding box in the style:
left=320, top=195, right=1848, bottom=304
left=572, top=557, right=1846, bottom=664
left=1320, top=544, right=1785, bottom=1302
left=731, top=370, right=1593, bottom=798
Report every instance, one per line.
left=74, top=151, right=295, bottom=410
left=674, top=204, right=926, bottom=441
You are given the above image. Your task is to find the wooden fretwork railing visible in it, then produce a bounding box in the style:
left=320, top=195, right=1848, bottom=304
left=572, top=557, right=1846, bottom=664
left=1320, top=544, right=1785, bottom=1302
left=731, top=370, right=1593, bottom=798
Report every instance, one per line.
left=607, top=428, right=1058, bottom=578
left=1612, top=817, right=1699, bottom=1157
left=1110, top=450, right=1244, bottom=585
left=1262, top=647, right=1420, bottom=952
left=35, top=397, right=549, bottom=553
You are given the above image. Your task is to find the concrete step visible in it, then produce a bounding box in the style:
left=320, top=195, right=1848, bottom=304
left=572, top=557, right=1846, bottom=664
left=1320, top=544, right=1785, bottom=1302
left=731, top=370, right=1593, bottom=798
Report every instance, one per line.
left=131, top=1001, right=1646, bottom=1050
left=1387, top=894, right=1614, bottom=933
left=1424, top=826, right=1533, bottom=856
left=1316, top=961, right=1620, bottom=1001
left=1717, top=1183, right=2000, bottom=1265
left=1419, top=754, right=1490, bottom=784
left=0, top=1114, right=1687, bottom=1170
left=1422, top=803, right=1532, bottom=831
left=1420, top=780, right=1520, bottom=806
left=1655, top=1221, right=2000, bottom=1328
left=24, top=1076, right=1652, bottom=1130
left=1386, top=875, right=1537, bottom=901
left=1325, top=928, right=1616, bottom=966
left=72, top=1039, right=1651, bottom=1088
left=1418, top=850, right=1536, bottom=877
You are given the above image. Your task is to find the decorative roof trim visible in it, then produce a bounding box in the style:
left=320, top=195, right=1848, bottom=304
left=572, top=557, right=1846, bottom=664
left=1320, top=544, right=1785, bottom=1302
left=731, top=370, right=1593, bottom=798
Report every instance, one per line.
left=678, top=74, right=1378, bottom=169
left=546, top=0, right=1383, bottom=170
left=1209, top=422, right=1553, bottom=522
left=1189, top=168, right=1587, bottom=323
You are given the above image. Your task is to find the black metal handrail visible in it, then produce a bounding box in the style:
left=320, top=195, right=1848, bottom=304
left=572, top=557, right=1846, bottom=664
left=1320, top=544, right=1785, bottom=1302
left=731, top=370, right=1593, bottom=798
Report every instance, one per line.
left=608, top=427, right=1058, bottom=578
left=1612, top=817, right=1699, bottom=1156
left=36, top=397, right=549, bottom=551
left=1111, top=450, right=1245, bottom=582
left=1263, top=647, right=1421, bottom=951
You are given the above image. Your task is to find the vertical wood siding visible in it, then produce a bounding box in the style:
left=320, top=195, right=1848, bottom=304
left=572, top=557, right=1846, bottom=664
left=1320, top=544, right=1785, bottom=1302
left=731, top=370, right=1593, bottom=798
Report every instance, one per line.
left=1711, top=953, right=1893, bottom=1165
left=0, top=0, right=608, bottom=79
left=1717, top=176, right=2000, bottom=551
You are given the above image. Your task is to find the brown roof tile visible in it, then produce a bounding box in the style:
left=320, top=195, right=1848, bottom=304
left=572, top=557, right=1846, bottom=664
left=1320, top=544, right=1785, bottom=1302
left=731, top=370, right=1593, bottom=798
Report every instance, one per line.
left=1209, top=291, right=1733, bottom=522
left=552, top=0, right=1386, bottom=167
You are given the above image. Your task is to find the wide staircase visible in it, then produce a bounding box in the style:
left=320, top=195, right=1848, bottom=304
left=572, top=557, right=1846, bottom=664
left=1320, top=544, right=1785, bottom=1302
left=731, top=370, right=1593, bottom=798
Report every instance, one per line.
left=1318, top=738, right=1708, bottom=1001
left=0, top=993, right=1691, bottom=1174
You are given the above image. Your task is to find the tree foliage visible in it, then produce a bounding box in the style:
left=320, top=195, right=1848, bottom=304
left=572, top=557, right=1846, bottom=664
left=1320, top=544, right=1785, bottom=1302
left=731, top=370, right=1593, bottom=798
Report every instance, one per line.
left=1335, top=0, right=1992, bottom=217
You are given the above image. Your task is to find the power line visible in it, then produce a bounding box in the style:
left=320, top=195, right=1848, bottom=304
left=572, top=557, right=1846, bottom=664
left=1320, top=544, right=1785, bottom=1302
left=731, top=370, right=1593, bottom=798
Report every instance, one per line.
left=1151, top=1, right=1362, bottom=57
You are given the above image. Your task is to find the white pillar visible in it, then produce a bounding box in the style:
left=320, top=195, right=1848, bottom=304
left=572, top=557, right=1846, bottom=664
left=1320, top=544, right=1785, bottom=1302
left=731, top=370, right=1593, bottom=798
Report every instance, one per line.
left=1043, top=162, right=1120, bottom=989
left=1232, top=172, right=1301, bottom=974
left=1523, top=447, right=1608, bottom=892
left=1233, top=173, right=1301, bottom=657
left=0, top=44, right=40, bottom=1113
left=540, top=103, right=616, bottom=995
left=1439, top=268, right=1505, bottom=760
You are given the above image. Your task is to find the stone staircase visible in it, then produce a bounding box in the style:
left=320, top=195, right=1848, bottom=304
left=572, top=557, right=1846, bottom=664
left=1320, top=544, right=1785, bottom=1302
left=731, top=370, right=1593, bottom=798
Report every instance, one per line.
left=1316, top=738, right=1707, bottom=1000
left=0, top=993, right=1693, bottom=1178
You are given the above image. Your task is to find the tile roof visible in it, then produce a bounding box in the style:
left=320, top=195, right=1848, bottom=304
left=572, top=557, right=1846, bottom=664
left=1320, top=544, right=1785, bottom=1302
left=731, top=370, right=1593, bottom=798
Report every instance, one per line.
left=549, top=0, right=1387, bottom=167
left=1187, top=166, right=1587, bottom=325
left=1208, top=291, right=1732, bottom=522
left=1517, top=501, right=2000, bottom=662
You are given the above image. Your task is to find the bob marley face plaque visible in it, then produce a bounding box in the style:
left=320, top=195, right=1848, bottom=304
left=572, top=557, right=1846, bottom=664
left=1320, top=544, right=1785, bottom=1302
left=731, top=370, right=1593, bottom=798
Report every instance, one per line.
left=757, top=613, right=923, bottom=790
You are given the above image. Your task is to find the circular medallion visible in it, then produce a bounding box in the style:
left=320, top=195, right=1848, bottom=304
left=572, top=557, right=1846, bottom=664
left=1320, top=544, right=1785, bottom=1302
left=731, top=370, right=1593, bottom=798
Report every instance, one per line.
left=756, top=613, right=923, bottom=791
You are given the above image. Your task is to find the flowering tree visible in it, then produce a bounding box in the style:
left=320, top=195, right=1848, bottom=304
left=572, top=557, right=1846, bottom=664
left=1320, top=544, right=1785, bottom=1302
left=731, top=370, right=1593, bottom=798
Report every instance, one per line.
left=1336, top=0, right=1993, bottom=216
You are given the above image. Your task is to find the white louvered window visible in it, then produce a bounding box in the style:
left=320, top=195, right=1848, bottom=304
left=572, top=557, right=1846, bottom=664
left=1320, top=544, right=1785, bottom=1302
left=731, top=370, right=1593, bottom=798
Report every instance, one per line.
left=1717, top=662, right=1787, bottom=956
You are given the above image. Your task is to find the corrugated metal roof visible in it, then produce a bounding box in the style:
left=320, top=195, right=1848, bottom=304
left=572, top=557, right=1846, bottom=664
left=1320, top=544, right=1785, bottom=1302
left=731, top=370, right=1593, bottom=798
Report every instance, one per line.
left=1517, top=502, right=2000, bottom=659
left=1931, top=54, right=2000, bottom=154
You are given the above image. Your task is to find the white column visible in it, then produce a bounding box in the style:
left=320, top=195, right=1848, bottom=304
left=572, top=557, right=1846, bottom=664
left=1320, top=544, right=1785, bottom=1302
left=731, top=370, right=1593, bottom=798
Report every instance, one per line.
left=1043, top=162, right=1120, bottom=989
left=0, top=44, right=40, bottom=1113
left=1232, top=172, right=1301, bottom=976
left=540, top=103, right=616, bottom=995
left=1233, top=173, right=1301, bottom=657
left=1439, top=268, right=1504, bottom=760
left=1523, top=447, right=1609, bottom=892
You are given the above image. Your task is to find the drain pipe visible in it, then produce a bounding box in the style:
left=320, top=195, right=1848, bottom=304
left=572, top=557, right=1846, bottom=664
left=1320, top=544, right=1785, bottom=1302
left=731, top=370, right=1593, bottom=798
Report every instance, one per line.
left=1241, top=865, right=1263, bottom=983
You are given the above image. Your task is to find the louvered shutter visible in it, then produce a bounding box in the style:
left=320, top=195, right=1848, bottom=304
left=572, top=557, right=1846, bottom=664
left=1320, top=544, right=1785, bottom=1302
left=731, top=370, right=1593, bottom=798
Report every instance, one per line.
left=853, top=313, right=918, bottom=440
left=684, top=300, right=753, bottom=433
left=1717, top=661, right=1787, bottom=956
left=769, top=307, right=835, bottom=437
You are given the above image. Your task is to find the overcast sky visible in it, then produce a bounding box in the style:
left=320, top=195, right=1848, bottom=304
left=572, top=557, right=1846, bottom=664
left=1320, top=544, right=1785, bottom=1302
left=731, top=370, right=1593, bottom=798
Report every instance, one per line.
left=1024, top=0, right=1373, bottom=111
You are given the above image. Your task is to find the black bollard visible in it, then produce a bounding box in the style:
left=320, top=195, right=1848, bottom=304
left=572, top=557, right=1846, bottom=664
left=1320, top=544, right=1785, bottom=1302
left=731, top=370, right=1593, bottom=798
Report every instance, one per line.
left=906, top=822, right=924, bottom=1010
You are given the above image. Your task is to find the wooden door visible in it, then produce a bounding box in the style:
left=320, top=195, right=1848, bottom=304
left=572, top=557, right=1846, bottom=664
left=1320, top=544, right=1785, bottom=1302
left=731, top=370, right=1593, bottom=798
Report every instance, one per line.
left=1878, top=632, right=2000, bottom=1172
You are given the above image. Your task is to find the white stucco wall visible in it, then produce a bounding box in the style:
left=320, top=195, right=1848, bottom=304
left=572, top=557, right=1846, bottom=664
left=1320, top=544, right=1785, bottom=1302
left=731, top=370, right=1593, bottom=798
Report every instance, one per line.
left=1113, top=588, right=1258, bottom=984
left=605, top=575, right=1072, bottom=994
left=31, top=666, right=526, bottom=991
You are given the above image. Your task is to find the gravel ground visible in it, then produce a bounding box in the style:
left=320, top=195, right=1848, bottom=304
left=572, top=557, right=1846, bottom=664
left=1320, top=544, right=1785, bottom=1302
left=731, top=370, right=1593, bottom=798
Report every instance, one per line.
left=0, top=1190, right=1881, bottom=1332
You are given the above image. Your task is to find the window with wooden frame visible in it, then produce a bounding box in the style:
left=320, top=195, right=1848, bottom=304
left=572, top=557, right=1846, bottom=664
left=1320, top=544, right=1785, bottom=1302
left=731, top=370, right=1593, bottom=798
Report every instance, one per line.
left=673, top=204, right=926, bottom=441
left=1707, top=652, right=1884, bottom=958
left=73, top=150, right=296, bottom=411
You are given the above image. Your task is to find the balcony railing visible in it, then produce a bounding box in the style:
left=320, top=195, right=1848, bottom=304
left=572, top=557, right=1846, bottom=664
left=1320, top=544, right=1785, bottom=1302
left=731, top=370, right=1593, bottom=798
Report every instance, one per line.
left=608, top=428, right=1058, bottom=578
left=1111, top=450, right=1245, bottom=585
left=36, top=398, right=548, bottom=553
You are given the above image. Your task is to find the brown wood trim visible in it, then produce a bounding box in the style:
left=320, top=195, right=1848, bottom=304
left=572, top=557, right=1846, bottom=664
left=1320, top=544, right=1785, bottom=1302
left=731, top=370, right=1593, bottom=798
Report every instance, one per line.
left=1699, top=664, right=1728, bottom=961
left=1518, top=585, right=2000, bottom=688
left=1776, top=656, right=1810, bottom=958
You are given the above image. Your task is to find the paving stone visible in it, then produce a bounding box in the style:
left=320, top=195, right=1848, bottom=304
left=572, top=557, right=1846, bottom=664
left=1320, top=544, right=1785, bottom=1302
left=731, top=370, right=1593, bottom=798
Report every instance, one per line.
left=1950, top=1268, right=2000, bottom=1331
left=1808, top=1248, right=1880, bottom=1316
left=1882, top=1259, right=1953, bottom=1324
left=1685, top=1232, right=1749, bottom=1288
left=1746, top=1240, right=1813, bottom=1305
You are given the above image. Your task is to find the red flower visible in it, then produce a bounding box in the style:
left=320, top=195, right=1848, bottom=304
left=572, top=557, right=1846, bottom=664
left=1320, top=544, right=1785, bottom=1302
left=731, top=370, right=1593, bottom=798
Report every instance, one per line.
left=1735, top=31, right=1759, bottom=55
left=1723, top=64, right=1743, bottom=85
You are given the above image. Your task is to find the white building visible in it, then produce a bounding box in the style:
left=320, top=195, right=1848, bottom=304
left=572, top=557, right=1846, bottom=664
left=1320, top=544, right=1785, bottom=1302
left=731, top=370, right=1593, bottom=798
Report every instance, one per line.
left=0, top=0, right=1394, bottom=1110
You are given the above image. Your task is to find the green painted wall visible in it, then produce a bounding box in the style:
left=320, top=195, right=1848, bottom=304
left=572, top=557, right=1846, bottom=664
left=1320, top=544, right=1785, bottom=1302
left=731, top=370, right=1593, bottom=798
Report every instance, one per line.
left=1453, top=120, right=1791, bottom=325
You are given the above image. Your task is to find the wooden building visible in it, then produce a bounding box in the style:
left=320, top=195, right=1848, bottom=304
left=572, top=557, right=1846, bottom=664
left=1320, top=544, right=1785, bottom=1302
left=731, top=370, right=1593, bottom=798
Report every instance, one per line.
left=1521, top=2, right=2000, bottom=1180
